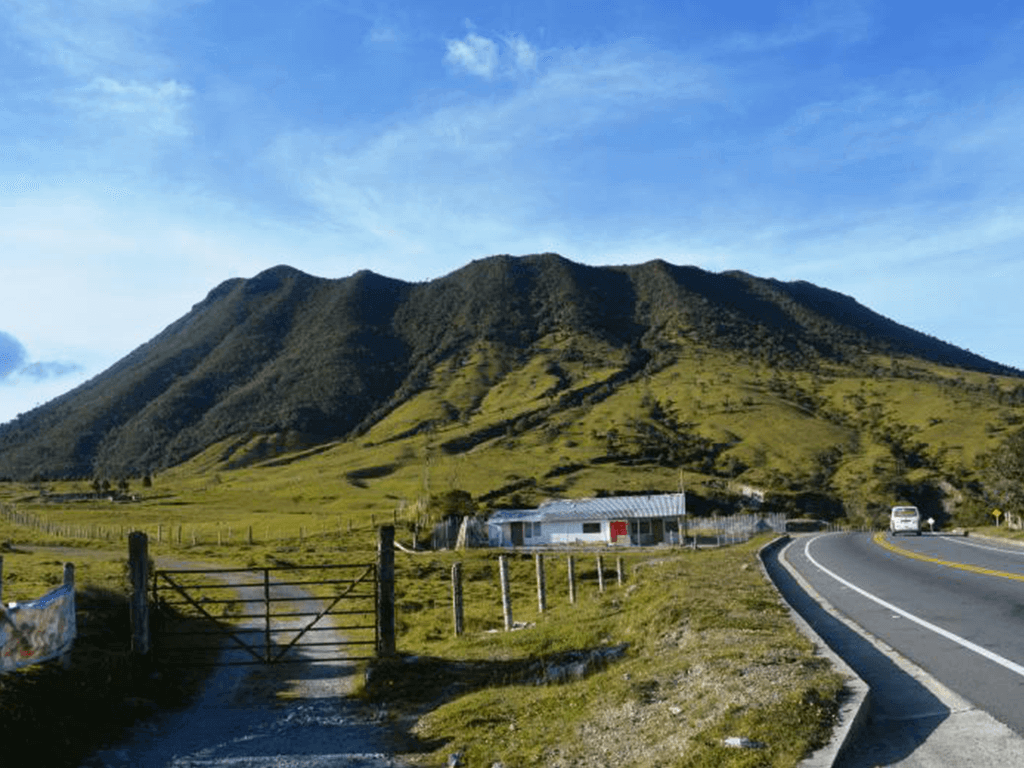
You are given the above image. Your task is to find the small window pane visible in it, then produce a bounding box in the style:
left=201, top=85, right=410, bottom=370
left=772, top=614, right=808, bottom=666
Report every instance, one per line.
left=582, top=522, right=601, bottom=534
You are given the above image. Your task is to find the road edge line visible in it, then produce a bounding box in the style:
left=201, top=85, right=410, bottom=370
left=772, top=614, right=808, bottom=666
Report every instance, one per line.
left=758, top=535, right=869, bottom=768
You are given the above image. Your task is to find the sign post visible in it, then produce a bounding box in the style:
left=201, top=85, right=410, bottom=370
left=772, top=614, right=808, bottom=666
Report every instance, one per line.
left=993, top=509, right=1003, bottom=527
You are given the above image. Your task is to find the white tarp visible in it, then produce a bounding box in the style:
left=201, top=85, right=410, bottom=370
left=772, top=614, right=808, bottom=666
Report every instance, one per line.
left=0, top=583, right=76, bottom=672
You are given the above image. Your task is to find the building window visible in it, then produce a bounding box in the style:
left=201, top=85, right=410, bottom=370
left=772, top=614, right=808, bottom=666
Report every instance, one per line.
left=582, top=522, right=601, bottom=534
left=638, top=520, right=651, bottom=535
left=524, top=522, right=541, bottom=538
left=532, top=522, right=541, bottom=538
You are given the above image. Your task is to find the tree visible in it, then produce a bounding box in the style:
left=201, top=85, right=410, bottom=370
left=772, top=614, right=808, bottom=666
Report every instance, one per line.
left=980, top=429, right=1024, bottom=517
left=428, top=489, right=477, bottom=520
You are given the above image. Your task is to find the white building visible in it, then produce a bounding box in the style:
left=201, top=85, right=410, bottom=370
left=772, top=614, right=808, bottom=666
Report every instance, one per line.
left=487, top=493, right=686, bottom=548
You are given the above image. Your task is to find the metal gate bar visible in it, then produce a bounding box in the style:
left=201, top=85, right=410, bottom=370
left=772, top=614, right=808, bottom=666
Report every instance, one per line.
left=152, top=562, right=377, bottom=666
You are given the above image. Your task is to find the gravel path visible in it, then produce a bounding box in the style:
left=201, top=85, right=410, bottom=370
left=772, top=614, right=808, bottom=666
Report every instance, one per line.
left=81, top=560, right=420, bottom=768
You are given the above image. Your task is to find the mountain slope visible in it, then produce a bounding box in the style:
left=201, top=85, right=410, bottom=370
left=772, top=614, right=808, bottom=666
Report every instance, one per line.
left=0, top=253, right=1018, bottom=480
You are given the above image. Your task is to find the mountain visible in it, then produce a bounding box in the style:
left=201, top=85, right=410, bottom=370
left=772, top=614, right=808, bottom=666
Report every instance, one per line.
left=0, top=253, right=1019, bottom=481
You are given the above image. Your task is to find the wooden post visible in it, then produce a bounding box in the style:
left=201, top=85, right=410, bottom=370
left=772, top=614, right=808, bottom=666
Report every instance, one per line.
left=376, top=525, right=396, bottom=656
left=61, top=562, right=75, bottom=669
left=535, top=553, right=547, bottom=613
left=248, top=525, right=254, bottom=545
left=567, top=555, right=576, bottom=605
left=596, top=555, right=605, bottom=593
left=451, top=562, right=464, bottom=637
left=499, top=555, right=513, bottom=631
left=128, top=532, right=150, bottom=657
left=616, top=556, right=624, bottom=587
left=177, top=525, right=182, bottom=545
left=157, top=524, right=163, bottom=544
left=263, top=569, right=272, bottom=663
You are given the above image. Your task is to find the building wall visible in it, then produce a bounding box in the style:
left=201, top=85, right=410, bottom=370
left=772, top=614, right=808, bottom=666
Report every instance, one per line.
left=488, top=520, right=609, bottom=546
left=487, top=516, right=686, bottom=547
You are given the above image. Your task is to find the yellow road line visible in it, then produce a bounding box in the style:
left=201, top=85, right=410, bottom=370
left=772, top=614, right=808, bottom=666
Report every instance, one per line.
left=873, top=532, right=1024, bottom=582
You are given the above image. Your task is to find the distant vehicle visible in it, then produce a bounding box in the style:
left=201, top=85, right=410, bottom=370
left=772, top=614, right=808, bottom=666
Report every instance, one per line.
left=890, top=505, right=922, bottom=536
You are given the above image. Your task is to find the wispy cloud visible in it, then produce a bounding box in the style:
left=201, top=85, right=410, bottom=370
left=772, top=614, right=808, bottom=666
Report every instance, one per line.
left=719, top=0, right=873, bottom=53
left=2, top=0, right=184, bottom=78
left=73, top=76, right=194, bottom=136
left=504, top=33, right=538, bottom=72
left=269, top=40, right=716, bottom=258
left=445, top=29, right=541, bottom=79
left=445, top=32, right=500, bottom=78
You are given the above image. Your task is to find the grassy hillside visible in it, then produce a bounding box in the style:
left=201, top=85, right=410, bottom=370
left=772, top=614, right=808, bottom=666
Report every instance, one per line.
left=4, top=334, right=1021, bottom=537
left=2, top=254, right=1020, bottom=483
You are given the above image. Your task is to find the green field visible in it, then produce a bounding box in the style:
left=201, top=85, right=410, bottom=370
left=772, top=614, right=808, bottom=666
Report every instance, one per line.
left=1, top=340, right=1022, bottom=765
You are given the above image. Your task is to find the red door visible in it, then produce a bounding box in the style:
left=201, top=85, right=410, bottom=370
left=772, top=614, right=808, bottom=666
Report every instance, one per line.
left=610, top=521, right=628, bottom=543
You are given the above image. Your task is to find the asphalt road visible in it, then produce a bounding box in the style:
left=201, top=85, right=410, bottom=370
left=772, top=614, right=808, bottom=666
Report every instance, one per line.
left=778, top=531, right=1024, bottom=766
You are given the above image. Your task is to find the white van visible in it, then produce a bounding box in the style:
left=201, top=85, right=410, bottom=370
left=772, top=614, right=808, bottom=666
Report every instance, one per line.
left=889, top=505, right=921, bottom=536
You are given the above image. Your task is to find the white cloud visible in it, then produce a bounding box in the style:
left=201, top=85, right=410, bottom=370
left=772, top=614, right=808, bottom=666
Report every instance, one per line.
left=75, top=76, right=194, bottom=136
left=1, top=0, right=189, bottom=78
left=445, top=32, right=500, bottom=78
left=269, top=41, right=717, bottom=259
left=366, top=23, right=399, bottom=44
left=444, top=30, right=540, bottom=79
left=720, top=0, right=872, bottom=53
left=504, top=34, right=538, bottom=72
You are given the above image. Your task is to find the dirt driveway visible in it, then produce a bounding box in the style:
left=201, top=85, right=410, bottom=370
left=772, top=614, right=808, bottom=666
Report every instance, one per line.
left=63, top=550, right=422, bottom=768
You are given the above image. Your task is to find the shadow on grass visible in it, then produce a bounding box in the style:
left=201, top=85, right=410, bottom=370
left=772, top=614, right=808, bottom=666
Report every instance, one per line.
left=361, top=643, right=628, bottom=728
left=0, top=586, right=224, bottom=768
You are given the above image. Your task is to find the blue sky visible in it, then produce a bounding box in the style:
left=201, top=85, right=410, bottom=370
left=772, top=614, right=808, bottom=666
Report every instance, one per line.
left=2, top=1, right=1023, bottom=426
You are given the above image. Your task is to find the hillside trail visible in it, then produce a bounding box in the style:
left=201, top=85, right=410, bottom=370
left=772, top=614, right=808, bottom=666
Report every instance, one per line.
left=33, top=547, right=423, bottom=768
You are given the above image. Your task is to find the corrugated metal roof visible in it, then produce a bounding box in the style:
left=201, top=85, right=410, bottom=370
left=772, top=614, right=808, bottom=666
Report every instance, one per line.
left=488, top=493, right=686, bottom=523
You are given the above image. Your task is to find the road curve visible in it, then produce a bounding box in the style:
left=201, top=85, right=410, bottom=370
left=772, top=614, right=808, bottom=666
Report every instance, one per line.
left=773, top=532, right=1024, bottom=767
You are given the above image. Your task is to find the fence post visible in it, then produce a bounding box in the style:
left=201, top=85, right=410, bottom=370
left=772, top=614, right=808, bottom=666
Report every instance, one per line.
left=499, top=555, right=513, bottom=631
left=616, top=556, right=624, bottom=587
left=596, top=554, right=605, bottom=593
left=61, top=563, right=75, bottom=669
left=264, top=569, right=272, bottom=663
left=451, top=562, right=464, bottom=637
left=535, top=553, right=546, bottom=614
left=128, top=532, right=150, bottom=658
left=567, top=555, right=576, bottom=605
left=377, top=525, right=396, bottom=656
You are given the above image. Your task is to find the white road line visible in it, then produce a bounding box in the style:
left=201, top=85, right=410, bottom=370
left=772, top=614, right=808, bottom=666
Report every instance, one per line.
left=803, top=534, right=1024, bottom=679
left=945, top=536, right=1024, bottom=558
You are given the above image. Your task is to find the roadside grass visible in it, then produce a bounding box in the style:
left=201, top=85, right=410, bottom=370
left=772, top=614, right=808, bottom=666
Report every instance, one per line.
left=366, top=538, right=846, bottom=768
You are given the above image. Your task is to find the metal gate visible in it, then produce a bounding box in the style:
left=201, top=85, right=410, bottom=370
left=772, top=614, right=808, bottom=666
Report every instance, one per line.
left=151, top=563, right=378, bottom=665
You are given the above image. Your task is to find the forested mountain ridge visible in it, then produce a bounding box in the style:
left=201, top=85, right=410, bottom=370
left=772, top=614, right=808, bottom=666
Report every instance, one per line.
left=0, top=253, right=1019, bottom=485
